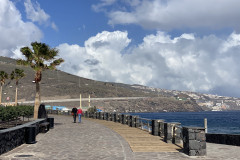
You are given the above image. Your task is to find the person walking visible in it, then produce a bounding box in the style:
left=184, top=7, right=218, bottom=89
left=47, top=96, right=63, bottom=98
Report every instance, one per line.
left=72, top=107, right=78, bottom=123
left=77, top=108, right=83, bottom=123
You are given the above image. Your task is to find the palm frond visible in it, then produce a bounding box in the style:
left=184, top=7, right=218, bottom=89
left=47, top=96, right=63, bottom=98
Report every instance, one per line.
left=49, top=58, right=64, bottom=69
left=20, top=47, right=34, bottom=61
left=16, top=59, right=31, bottom=66
left=0, top=71, right=8, bottom=85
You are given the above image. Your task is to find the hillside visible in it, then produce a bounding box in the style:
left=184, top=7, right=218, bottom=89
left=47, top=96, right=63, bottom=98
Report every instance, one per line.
left=0, top=56, right=204, bottom=112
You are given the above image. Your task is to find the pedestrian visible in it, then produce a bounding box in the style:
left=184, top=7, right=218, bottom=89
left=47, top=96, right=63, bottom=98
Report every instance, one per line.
left=77, top=108, right=83, bottom=123
left=72, top=107, right=78, bottom=123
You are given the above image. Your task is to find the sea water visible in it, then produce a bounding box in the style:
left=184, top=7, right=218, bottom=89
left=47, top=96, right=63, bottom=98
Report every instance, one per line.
left=130, top=111, right=240, bottom=134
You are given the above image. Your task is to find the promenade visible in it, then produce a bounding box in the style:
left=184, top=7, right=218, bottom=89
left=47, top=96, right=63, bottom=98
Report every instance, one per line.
left=1, top=115, right=240, bottom=160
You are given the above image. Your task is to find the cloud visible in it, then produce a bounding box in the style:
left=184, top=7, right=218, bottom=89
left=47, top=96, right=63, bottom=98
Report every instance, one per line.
left=24, top=0, right=57, bottom=30
left=51, top=22, right=58, bottom=31
left=56, top=30, right=240, bottom=97
left=95, top=0, right=240, bottom=31
left=57, top=31, right=132, bottom=82
left=221, top=32, right=240, bottom=52
left=0, top=0, right=42, bottom=58
left=92, top=0, right=116, bottom=12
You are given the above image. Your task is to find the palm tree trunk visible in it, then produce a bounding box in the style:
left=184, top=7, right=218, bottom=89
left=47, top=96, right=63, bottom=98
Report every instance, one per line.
left=0, top=84, right=2, bottom=104
left=15, top=86, right=18, bottom=106
left=34, top=82, right=41, bottom=119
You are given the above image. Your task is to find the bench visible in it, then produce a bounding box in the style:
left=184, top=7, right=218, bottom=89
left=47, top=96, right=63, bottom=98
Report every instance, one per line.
left=39, top=122, right=50, bottom=133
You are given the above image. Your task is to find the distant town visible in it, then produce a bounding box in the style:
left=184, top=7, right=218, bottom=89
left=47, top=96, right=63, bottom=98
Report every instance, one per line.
left=131, top=85, right=240, bottom=111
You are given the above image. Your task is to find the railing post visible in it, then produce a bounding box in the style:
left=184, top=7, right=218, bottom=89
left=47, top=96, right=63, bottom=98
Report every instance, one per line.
left=113, top=113, right=117, bottom=122
left=98, top=112, right=101, bottom=119
left=129, top=115, right=133, bottom=127
left=172, top=123, right=181, bottom=144
left=164, top=122, right=172, bottom=143
left=127, top=115, right=132, bottom=127
left=118, top=114, right=122, bottom=123
left=99, top=112, right=103, bottom=120
left=158, top=120, right=165, bottom=137
left=97, top=112, right=100, bottom=119
left=125, top=115, right=129, bottom=125
left=182, top=127, right=206, bottom=156
left=121, top=114, right=125, bottom=124
left=152, top=119, right=158, bottom=135
left=102, top=112, right=104, bottom=120
left=108, top=113, right=112, bottom=121
left=105, top=112, right=109, bottom=121
left=95, top=112, right=98, bottom=119
left=152, top=119, right=164, bottom=136
left=135, top=116, right=139, bottom=128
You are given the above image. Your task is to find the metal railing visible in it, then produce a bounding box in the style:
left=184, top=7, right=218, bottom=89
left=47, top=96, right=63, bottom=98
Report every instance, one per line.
left=46, top=109, right=71, bottom=115
left=138, top=117, right=152, bottom=133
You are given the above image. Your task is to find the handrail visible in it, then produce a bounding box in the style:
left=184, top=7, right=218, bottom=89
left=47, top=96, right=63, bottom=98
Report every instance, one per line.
left=138, top=117, right=152, bottom=133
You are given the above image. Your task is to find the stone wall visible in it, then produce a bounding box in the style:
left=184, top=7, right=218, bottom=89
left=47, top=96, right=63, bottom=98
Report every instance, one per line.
left=206, top=133, right=240, bottom=146
left=0, top=119, right=45, bottom=155
left=182, top=127, right=206, bottom=156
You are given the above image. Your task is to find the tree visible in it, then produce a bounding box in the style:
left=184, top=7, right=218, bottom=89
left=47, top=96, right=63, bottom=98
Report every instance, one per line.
left=10, top=68, right=25, bottom=106
left=0, top=71, right=8, bottom=104
left=17, top=42, right=64, bottom=119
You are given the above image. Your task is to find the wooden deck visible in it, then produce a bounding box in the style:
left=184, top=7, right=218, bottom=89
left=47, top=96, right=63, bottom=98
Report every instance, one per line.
left=87, top=118, right=183, bottom=152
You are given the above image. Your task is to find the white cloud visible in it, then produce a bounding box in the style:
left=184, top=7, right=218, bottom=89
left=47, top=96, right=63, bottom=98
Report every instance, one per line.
left=96, top=0, right=240, bottom=31
left=0, top=0, right=42, bottom=58
left=58, top=31, right=132, bottom=83
left=92, top=0, right=116, bottom=12
left=24, top=0, right=57, bottom=30
left=55, top=30, right=240, bottom=97
left=51, top=22, right=58, bottom=31
left=221, top=32, right=240, bottom=52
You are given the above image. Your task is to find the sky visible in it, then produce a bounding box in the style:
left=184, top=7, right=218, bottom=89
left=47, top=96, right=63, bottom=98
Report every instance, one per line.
left=1, top=0, right=240, bottom=98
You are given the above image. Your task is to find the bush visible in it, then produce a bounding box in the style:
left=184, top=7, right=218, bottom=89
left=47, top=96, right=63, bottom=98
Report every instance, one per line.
left=87, top=106, right=97, bottom=113
left=0, top=105, right=34, bottom=122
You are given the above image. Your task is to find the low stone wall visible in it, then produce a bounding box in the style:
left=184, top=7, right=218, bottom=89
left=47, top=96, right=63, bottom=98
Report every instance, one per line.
left=182, top=127, right=206, bottom=156
left=0, top=119, right=46, bottom=155
left=206, top=133, right=240, bottom=146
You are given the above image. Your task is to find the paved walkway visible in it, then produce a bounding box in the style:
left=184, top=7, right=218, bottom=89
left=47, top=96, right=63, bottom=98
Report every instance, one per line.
left=0, top=115, right=240, bottom=160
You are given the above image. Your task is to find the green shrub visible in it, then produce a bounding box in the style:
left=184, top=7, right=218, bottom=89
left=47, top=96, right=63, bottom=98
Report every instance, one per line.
left=0, top=105, right=34, bottom=122
left=87, top=106, right=97, bottom=113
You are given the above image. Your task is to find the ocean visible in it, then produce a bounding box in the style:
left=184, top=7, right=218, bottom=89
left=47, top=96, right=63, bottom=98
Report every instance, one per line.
left=130, top=111, right=240, bottom=134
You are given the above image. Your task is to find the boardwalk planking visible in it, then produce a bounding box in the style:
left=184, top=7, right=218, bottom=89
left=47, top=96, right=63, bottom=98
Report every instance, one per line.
left=87, top=118, right=182, bottom=152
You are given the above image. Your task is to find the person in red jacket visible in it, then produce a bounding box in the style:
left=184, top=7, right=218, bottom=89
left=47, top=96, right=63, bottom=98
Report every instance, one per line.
left=77, top=108, right=83, bottom=123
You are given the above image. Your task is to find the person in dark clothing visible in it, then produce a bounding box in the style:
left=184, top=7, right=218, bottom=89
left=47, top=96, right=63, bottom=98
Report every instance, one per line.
left=72, top=107, right=78, bottom=123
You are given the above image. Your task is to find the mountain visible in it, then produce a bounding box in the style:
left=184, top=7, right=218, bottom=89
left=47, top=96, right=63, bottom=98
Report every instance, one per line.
left=0, top=56, right=210, bottom=112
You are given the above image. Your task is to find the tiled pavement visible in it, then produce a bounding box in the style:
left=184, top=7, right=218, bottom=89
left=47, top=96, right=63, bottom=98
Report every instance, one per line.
left=0, top=115, right=240, bottom=160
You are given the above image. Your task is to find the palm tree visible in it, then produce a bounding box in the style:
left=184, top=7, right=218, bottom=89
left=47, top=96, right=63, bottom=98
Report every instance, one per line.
left=0, top=71, right=8, bottom=104
left=10, top=68, right=25, bottom=106
left=17, top=42, right=64, bottom=119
